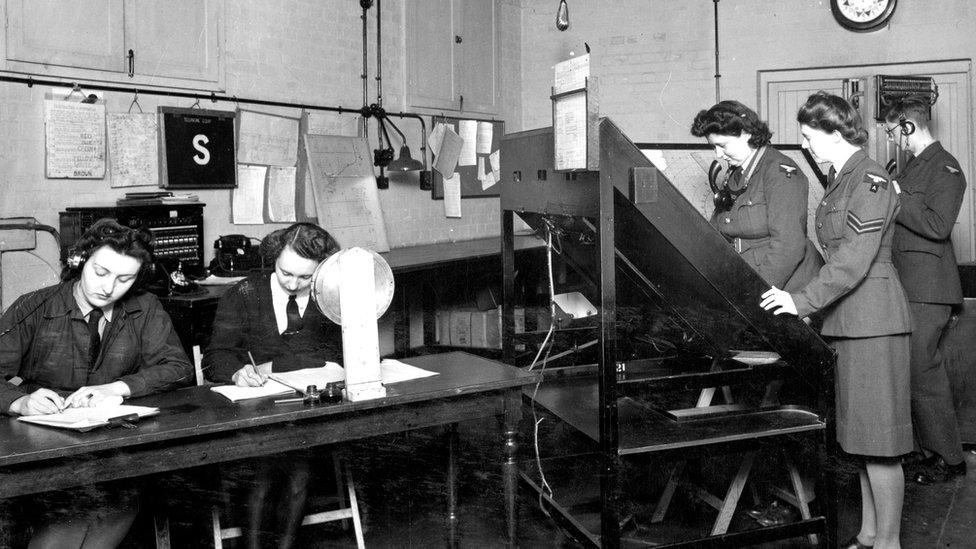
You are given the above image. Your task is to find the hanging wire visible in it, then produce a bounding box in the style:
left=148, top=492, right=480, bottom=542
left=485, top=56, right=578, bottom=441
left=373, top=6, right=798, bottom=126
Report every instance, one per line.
left=127, top=90, right=143, bottom=113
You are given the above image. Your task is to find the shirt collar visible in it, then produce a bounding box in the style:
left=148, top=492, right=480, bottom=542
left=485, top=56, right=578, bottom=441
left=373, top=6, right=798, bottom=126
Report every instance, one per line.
left=740, top=146, right=766, bottom=182
left=269, top=272, right=310, bottom=307
left=72, top=281, right=114, bottom=322
left=914, top=140, right=943, bottom=162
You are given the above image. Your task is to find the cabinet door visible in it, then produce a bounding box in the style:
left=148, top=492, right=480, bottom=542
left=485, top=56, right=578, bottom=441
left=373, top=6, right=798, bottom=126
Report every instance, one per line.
left=456, top=0, right=497, bottom=115
left=5, top=0, right=125, bottom=72
left=406, top=0, right=457, bottom=111
left=125, top=0, right=221, bottom=83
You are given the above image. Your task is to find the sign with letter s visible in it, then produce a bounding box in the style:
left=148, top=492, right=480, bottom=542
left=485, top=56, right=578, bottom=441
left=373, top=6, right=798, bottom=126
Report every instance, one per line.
left=159, top=106, right=236, bottom=189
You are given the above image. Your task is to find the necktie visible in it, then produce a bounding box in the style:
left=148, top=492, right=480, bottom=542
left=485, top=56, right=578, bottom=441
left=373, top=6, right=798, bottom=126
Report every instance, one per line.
left=827, top=166, right=837, bottom=186
left=285, top=295, right=303, bottom=335
left=88, top=308, right=103, bottom=369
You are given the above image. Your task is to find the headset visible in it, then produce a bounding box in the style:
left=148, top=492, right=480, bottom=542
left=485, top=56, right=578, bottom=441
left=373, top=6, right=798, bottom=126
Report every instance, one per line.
left=708, top=160, right=747, bottom=213
left=897, top=115, right=916, bottom=136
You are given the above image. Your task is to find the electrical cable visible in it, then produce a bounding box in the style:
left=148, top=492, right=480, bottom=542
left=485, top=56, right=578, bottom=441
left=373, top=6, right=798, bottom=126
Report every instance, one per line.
left=529, top=226, right=559, bottom=514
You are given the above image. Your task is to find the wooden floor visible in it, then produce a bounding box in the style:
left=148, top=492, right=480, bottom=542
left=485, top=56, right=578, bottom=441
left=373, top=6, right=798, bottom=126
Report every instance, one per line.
left=106, top=416, right=976, bottom=547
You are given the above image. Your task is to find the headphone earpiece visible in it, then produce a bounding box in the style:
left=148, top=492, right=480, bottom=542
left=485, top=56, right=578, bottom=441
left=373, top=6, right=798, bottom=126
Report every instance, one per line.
left=898, top=116, right=916, bottom=136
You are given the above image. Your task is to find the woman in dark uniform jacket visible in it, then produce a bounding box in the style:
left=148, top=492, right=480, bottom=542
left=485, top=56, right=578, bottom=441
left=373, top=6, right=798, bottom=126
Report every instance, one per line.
left=691, top=100, right=822, bottom=292
left=762, top=92, right=912, bottom=549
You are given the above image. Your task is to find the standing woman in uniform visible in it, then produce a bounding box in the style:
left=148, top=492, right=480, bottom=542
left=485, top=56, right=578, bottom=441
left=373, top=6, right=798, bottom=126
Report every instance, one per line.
left=761, top=91, right=912, bottom=549
left=691, top=100, right=822, bottom=292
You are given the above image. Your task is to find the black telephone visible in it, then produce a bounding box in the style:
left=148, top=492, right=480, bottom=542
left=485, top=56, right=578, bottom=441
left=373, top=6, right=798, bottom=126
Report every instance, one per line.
left=210, top=235, right=265, bottom=277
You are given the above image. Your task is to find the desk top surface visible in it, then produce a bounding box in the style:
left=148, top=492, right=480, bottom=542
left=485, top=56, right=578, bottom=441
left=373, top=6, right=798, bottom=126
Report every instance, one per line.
left=0, top=352, right=538, bottom=467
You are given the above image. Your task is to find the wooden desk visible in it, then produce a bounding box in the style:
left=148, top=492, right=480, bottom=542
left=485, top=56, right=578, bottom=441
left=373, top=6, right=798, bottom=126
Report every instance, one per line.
left=0, top=352, right=539, bottom=547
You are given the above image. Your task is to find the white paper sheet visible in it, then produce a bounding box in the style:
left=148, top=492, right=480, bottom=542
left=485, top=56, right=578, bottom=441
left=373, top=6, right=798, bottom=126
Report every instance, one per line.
left=107, top=112, right=159, bottom=188
left=443, top=173, right=462, bottom=218
left=458, top=120, right=477, bottom=166
left=434, top=126, right=462, bottom=178
left=477, top=157, right=486, bottom=181
left=237, top=109, right=300, bottom=167
left=210, top=379, right=294, bottom=402
left=482, top=170, right=497, bottom=190
left=44, top=99, right=106, bottom=178
left=476, top=121, right=493, bottom=154
left=18, top=404, right=159, bottom=431
left=553, top=53, right=590, bottom=95
left=428, top=123, right=447, bottom=157
left=233, top=164, right=268, bottom=224
left=266, top=165, right=297, bottom=222
left=489, top=149, right=501, bottom=180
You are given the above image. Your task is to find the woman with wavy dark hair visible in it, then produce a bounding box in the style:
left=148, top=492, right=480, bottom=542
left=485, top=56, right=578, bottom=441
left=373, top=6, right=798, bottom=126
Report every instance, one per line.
left=761, top=91, right=912, bottom=549
left=0, top=217, right=193, bottom=547
left=691, top=100, right=822, bottom=292
left=204, top=222, right=342, bottom=549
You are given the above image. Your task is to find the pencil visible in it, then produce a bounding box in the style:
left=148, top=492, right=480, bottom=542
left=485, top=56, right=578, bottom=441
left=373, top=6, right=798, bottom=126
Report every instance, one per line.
left=248, top=351, right=258, bottom=368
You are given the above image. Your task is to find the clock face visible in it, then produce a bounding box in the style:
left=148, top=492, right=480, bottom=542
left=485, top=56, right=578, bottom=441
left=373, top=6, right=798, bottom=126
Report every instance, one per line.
left=831, top=0, right=897, bottom=31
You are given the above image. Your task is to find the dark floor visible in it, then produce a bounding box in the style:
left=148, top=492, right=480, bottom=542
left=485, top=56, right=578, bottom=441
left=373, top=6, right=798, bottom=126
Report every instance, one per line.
left=91, top=415, right=976, bottom=547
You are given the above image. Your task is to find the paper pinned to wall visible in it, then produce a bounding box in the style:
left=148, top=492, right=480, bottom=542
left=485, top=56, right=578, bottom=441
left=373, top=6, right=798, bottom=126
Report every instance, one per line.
left=304, top=134, right=389, bottom=252
left=489, top=149, right=501, bottom=180
left=237, top=109, right=300, bottom=167
left=482, top=170, right=497, bottom=191
left=434, top=126, right=462, bottom=177
left=233, top=164, right=267, bottom=224
left=267, top=166, right=297, bottom=222
left=443, top=173, right=462, bottom=218
left=107, top=112, right=159, bottom=188
left=428, top=123, right=446, bottom=157
left=44, top=99, right=106, bottom=179
left=476, top=157, right=486, bottom=181
left=458, top=120, right=477, bottom=166
left=553, top=93, right=587, bottom=171
left=476, top=121, right=493, bottom=154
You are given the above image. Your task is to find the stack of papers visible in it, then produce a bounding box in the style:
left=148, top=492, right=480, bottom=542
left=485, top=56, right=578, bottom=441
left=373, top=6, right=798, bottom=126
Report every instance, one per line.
left=18, top=405, right=160, bottom=432
left=210, top=380, right=295, bottom=402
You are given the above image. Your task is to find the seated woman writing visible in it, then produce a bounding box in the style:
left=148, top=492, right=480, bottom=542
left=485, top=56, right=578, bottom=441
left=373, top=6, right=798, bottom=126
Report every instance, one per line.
left=0, top=218, right=193, bottom=548
left=203, top=222, right=342, bottom=549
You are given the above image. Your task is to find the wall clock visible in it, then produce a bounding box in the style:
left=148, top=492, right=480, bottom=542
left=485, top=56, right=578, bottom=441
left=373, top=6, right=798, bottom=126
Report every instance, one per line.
left=831, top=0, right=897, bottom=32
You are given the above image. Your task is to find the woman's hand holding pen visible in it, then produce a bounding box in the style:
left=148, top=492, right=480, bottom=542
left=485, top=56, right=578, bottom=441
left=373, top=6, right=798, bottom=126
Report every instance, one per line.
left=232, top=363, right=268, bottom=387
left=9, top=388, right=66, bottom=416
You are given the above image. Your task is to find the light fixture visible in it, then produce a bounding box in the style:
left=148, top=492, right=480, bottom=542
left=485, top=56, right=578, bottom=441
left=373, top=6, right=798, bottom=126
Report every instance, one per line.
left=384, top=120, right=424, bottom=172
left=556, top=0, right=569, bottom=31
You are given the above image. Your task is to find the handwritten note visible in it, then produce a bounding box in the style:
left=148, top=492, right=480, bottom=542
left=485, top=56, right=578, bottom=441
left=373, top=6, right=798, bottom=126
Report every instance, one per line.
left=443, top=173, right=462, bottom=218
left=107, top=112, right=159, bottom=188
left=233, top=164, right=267, bottom=224
left=44, top=100, right=106, bottom=178
left=237, top=110, right=300, bottom=167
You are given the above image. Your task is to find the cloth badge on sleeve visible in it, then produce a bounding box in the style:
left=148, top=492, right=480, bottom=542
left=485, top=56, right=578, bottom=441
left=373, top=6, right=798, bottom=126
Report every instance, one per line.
left=864, top=172, right=888, bottom=193
left=779, top=164, right=797, bottom=178
left=846, top=211, right=885, bottom=234
left=945, top=165, right=961, bottom=175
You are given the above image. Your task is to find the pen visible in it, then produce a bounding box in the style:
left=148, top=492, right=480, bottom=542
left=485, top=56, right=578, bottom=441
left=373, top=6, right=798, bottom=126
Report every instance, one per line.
left=274, top=397, right=305, bottom=404
left=248, top=351, right=258, bottom=368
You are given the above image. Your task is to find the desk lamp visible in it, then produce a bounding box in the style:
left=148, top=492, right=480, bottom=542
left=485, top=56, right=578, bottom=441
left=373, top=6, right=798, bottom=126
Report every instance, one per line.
left=311, top=247, right=394, bottom=401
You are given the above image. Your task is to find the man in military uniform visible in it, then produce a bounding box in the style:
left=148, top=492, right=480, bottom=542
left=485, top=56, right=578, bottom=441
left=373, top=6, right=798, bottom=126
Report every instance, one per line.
left=884, top=98, right=967, bottom=484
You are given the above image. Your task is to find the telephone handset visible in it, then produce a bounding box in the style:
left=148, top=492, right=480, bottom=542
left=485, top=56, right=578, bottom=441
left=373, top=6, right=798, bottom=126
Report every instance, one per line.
left=210, top=235, right=265, bottom=276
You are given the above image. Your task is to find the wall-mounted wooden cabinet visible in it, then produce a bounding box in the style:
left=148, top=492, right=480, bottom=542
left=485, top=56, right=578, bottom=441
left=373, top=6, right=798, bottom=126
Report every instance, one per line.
left=4, top=0, right=223, bottom=89
left=406, top=0, right=498, bottom=115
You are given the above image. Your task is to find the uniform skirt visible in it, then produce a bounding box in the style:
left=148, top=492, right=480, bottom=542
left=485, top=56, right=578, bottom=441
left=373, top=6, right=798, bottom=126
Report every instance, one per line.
left=831, top=334, right=913, bottom=457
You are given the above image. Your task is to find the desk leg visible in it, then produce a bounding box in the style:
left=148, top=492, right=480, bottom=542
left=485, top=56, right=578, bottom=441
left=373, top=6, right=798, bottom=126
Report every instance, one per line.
left=503, top=417, right=519, bottom=547
left=446, top=423, right=459, bottom=548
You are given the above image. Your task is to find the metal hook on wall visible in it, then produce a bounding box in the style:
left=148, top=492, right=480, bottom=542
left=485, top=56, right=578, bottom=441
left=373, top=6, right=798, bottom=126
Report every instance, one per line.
left=190, top=97, right=201, bottom=109
left=127, top=90, right=143, bottom=113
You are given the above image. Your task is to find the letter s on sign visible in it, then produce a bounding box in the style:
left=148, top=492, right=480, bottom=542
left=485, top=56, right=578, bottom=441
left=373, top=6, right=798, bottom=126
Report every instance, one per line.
left=192, top=134, right=211, bottom=165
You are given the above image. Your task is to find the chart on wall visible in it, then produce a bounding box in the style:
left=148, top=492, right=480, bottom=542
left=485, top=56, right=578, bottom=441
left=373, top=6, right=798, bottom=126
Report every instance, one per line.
left=430, top=115, right=504, bottom=199
left=303, top=134, right=389, bottom=252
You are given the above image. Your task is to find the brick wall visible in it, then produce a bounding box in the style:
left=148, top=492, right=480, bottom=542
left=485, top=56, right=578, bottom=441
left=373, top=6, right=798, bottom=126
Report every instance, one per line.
left=0, top=0, right=522, bottom=313
left=520, top=0, right=976, bottom=142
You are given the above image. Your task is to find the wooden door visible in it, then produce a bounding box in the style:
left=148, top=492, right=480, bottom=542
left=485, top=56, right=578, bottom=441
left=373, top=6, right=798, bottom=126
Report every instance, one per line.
left=406, top=0, right=456, bottom=111
left=456, top=0, right=497, bottom=115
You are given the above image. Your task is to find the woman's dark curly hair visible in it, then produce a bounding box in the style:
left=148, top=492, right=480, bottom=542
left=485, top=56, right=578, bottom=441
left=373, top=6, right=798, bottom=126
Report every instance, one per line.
left=690, top=100, right=773, bottom=148
left=62, top=218, right=156, bottom=286
left=260, top=223, right=340, bottom=264
left=797, top=91, right=868, bottom=146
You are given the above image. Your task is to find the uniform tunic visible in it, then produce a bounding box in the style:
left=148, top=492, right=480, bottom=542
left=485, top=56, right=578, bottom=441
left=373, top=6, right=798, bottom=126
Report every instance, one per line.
left=892, top=141, right=966, bottom=462
left=791, top=149, right=913, bottom=456
left=712, top=147, right=823, bottom=292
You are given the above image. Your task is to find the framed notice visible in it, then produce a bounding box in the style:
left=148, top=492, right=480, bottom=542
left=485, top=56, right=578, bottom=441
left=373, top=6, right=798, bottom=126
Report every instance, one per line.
left=551, top=77, right=599, bottom=172
left=158, top=107, right=236, bottom=189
